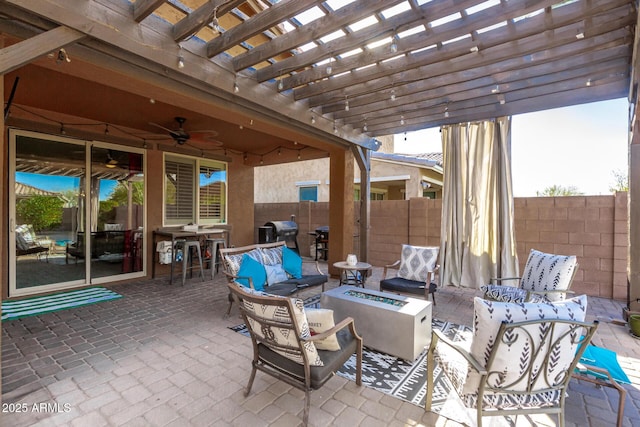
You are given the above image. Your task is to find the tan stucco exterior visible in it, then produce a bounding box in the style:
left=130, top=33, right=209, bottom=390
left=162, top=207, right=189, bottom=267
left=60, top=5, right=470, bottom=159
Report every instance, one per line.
left=254, top=135, right=443, bottom=202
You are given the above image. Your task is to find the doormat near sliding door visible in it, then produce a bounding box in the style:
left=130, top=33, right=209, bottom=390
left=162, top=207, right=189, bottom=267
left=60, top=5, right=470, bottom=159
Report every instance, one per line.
left=229, top=313, right=475, bottom=423
left=2, top=287, right=122, bottom=321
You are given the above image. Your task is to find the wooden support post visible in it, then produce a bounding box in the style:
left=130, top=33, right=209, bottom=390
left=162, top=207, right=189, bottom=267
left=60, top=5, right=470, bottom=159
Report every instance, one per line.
left=328, top=149, right=354, bottom=276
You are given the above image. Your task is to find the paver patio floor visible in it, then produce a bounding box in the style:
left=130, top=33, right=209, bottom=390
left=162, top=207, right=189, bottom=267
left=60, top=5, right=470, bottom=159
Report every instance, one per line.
left=2, top=264, right=639, bottom=426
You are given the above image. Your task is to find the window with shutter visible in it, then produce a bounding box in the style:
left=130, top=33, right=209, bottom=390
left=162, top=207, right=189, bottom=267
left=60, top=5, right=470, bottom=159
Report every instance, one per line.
left=164, top=155, right=227, bottom=225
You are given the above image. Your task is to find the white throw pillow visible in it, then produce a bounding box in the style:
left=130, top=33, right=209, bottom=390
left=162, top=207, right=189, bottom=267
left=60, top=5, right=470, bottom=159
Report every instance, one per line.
left=398, top=244, right=438, bottom=282
left=305, top=308, right=341, bottom=351
left=264, top=264, right=289, bottom=286
left=464, top=295, right=588, bottom=394
left=520, top=249, right=577, bottom=301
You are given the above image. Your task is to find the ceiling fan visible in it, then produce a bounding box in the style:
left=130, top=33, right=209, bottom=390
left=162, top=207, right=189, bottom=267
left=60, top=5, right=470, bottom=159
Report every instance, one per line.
left=149, top=117, right=222, bottom=147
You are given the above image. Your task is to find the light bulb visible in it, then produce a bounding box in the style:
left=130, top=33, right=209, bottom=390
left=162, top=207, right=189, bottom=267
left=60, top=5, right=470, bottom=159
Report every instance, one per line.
left=444, top=110, right=450, bottom=118
left=277, top=79, right=283, bottom=91
left=400, top=115, right=405, bottom=125
left=233, top=82, right=239, bottom=93
left=363, top=123, right=368, bottom=132
left=390, top=41, right=398, bottom=53
left=177, top=56, right=185, bottom=69
left=345, top=100, right=349, bottom=112
left=390, top=89, right=396, bottom=101
left=326, top=64, right=332, bottom=75
left=311, top=115, right=316, bottom=124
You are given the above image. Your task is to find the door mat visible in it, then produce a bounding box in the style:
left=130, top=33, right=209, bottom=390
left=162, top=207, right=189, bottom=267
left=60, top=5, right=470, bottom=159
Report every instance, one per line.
left=2, top=287, right=123, bottom=321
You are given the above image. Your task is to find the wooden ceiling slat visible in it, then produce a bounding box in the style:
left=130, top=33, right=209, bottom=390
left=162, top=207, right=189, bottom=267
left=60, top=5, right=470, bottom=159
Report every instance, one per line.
left=133, top=0, right=165, bottom=23
left=299, top=1, right=633, bottom=106
left=282, top=0, right=562, bottom=92
left=360, top=59, right=629, bottom=129
left=368, top=80, right=628, bottom=136
left=206, top=0, right=324, bottom=58
left=232, top=0, right=407, bottom=72
left=331, top=39, right=630, bottom=117
left=173, top=0, right=245, bottom=42
left=256, top=0, right=485, bottom=84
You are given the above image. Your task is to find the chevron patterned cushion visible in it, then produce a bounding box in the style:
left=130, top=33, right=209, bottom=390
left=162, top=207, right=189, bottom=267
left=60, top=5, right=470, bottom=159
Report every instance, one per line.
left=520, top=249, right=577, bottom=302
left=463, top=295, right=588, bottom=394
left=398, top=244, right=438, bottom=283
left=235, top=284, right=324, bottom=367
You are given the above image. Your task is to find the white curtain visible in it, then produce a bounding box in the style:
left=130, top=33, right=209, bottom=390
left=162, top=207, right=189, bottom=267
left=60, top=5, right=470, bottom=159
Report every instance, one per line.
left=440, top=117, right=518, bottom=288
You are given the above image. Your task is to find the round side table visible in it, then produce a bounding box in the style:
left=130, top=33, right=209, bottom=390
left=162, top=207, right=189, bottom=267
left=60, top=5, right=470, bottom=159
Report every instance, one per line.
left=333, top=261, right=372, bottom=288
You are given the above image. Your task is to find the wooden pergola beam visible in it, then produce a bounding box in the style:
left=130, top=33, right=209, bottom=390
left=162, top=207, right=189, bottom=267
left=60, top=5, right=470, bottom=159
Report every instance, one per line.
left=206, top=0, right=323, bottom=58
left=0, top=25, right=85, bottom=74
left=232, top=0, right=407, bottom=72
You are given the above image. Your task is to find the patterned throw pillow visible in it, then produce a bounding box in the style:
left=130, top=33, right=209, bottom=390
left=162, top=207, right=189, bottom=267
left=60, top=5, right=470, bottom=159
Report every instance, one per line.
left=464, top=295, right=588, bottom=394
left=235, top=284, right=324, bottom=367
left=398, top=244, right=438, bottom=283
left=261, top=246, right=283, bottom=266
left=520, top=249, right=577, bottom=302
left=224, top=248, right=263, bottom=277
left=305, top=308, right=340, bottom=351
left=480, top=284, right=548, bottom=304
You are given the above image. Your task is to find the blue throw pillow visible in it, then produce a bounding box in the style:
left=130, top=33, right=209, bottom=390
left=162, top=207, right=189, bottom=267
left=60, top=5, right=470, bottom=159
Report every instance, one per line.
left=237, top=254, right=267, bottom=291
left=283, top=246, right=303, bottom=279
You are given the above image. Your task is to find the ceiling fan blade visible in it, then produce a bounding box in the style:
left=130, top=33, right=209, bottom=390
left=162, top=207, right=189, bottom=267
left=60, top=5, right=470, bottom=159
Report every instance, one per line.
left=148, top=122, right=175, bottom=133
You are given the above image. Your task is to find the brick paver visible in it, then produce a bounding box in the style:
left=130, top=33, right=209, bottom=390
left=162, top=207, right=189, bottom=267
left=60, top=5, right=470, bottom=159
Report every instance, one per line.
left=2, top=264, right=639, bottom=426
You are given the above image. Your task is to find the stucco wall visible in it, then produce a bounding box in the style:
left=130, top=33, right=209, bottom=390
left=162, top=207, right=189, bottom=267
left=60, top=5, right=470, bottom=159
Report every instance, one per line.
left=255, top=193, right=628, bottom=301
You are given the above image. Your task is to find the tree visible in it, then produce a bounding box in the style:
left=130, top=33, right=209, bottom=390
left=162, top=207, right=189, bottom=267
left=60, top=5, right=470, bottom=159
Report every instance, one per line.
left=16, top=195, right=64, bottom=231
left=609, top=169, right=628, bottom=192
left=536, top=185, right=584, bottom=197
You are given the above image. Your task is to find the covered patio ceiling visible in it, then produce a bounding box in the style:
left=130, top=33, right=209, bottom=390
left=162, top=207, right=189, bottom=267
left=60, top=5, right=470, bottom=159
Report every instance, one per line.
left=0, top=0, right=637, bottom=154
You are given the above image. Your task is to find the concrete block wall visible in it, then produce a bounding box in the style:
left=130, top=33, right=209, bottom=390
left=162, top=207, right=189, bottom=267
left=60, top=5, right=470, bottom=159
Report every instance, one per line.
left=256, top=193, right=628, bottom=301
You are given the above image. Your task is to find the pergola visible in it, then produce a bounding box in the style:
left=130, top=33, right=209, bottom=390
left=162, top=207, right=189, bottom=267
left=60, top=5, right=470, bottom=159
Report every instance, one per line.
left=1, top=0, right=639, bottom=313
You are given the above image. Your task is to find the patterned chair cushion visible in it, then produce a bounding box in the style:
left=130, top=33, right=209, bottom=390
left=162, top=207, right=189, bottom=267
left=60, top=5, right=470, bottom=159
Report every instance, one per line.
left=224, top=248, right=263, bottom=277
left=480, top=284, right=548, bottom=304
left=398, top=244, right=438, bottom=283
left=464, top=295, right=588, bottom=394
left=520, top=249, right=577, bottom=302
left=235, top=284, right=324, bottom=367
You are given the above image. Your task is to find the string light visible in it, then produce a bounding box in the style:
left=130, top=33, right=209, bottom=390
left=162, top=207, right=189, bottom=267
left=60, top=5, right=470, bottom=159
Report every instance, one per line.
left=390, top=88, right=396, bottom=101
left=326, top=56, right=333, bottom=75
left=400, top=115, right=405, bottom=125
left=104, top=124, right=109, bottom=135
left=311, top=115, right=316, bottom=124
left=277, top=79, right=284, bottom=91
left=390, top=34, right=398, bottom=53
left=586, top=79, right=592, bottom=87
left=212, top=7, right=222, bottom=33
left=444, top=105, right=450, bottom=118
left=60, top=123, right=66, bottom=134
left=344, top=96, right=349, bottom=112
left=363, top=122, right=368, bottom=132
left=177, top=55, right=185, bottom=69
left=297, top=151, right=301, bottom=160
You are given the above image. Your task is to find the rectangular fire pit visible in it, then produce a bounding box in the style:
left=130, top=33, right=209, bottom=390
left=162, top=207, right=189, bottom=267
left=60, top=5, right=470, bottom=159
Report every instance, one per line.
left=320, top=285, right=431, bottom=361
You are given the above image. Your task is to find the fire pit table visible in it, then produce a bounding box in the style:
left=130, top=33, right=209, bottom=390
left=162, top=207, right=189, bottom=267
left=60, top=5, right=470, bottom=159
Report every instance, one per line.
left=320, top=285, right=432, bottom=361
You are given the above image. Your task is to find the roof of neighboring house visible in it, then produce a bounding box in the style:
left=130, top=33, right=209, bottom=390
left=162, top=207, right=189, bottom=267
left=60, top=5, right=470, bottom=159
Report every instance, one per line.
left=372, top=152, right=443, bottom=168
left=15, top=182, right=60, bottom=197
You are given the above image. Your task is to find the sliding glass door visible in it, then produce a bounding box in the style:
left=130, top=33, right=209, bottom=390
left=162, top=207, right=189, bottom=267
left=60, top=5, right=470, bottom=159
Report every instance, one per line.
left=9, top=130, right=145, bottom=297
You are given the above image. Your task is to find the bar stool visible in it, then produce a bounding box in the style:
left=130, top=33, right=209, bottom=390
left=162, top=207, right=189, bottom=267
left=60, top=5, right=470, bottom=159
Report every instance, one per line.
left=176, top=240, right=205, bottom=286
left=205, top=237, right=227, bottom=279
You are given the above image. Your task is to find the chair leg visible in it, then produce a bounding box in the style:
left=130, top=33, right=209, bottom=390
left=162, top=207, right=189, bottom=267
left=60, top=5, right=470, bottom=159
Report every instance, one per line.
left=303, top=390, right=310, bottom=426
left=430, top=290, right=436, bottom=306
left=244, top=364, right=257, bottom=397
left=425, top=346, right=435, bottom=411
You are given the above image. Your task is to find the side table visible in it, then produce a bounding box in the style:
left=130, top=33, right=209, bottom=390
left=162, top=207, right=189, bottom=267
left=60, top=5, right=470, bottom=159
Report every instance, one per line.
left=333, top=261, right=372, bottom=287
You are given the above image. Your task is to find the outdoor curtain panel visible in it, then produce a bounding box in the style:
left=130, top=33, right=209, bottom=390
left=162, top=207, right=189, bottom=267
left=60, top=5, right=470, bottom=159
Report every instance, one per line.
left=440, top=117, right=518, bottom=288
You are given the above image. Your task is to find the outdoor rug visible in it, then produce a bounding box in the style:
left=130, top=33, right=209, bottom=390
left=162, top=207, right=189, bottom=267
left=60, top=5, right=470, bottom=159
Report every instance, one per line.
left=2, top=287, right=122, bottom=321
left=228, top=300, right=474, bottom=421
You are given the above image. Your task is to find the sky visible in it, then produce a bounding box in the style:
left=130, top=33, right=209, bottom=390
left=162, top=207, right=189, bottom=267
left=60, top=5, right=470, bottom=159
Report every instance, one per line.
left=394, top=98, right=629, bottom=197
